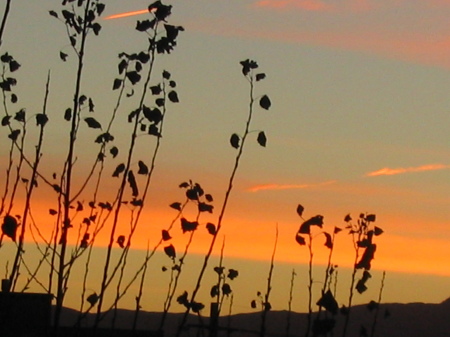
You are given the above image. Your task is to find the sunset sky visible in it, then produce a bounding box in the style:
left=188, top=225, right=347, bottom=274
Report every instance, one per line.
left=1, top=0, right=450, bottom=314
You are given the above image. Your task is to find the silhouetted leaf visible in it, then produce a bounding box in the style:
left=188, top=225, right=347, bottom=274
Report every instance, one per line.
left=228, top=269, right=239, bottom=280
left=148, top=124, right=161, bottom=137
left=155, top=98, right=165, bottom=107
left=8, top=129, right=20, bottom=141
left=169, top=80, right=176, bottom=88
left=2, top=215, right=18, bottom=241
left=118, top=59, right=128, bottom=74
left=177, top=291, right=189, bottom=307
left=222, top=283, right=232, bottom=296
left=240, top=59, right=258, bottom=76
left=127, top=170, right=139, bottom=197
left=324, top=232, right=333, bottom=249
left=110, top=146, right=118, bottom=158
left=117, top=235, right=125, bottom=248
left=191, top=301, right=204, bottom=313
left=52, top=184, right=61, bottom=193
left=142, top=106, right=162, bottom=123
left=1, top=116, right=11, bottom=126
left=164, top=244, right=176, bottom=259
left=355, top=270, right=371, bottom=294
left=150, top=85, right=162, bottom=95
left=138, top=160, right=149, bottom=175
left=230, top=133, right=240, bottom=149
left=168, top=90, right=179, bottom=103
left=210, top=285, right=219, bottom=298
left=96, top=3, right=105, bottom=16
left=49, top=10, right=58, bottom=18
left=316, top=290, right=338, bottom=314
left=251, top=300, right=257, bottom=309
left=49, top=209, right=58, bottom=215
left=214, top=266, right=224, bottom=275
left=84, top=117, right=102, bottom=129
left=91, top=23, right=101, bottom=35
left=299, top=215, right=324, bottom=234
left=59, top=51, right=68, bottom=62
left=136, top=19, right=156, bottom=32
left=295, top=233, right=306, bottom=246
left=374, top=226, right=383, bottom=236
left=169, top=202, right=182, bottom=211
left=256, top=73, right=266, bottom=81
left=64, top=108, right=72, bottom=121
left=14, top=109, right=25, bottom=122
left=76, top=201, right=83, bottom=212
left=344, top=214, right=352, bottom=222
left=179, top=182, right=189, bottom=188
left=36, top=114, right=48, bottom=127
left=257, top=131, right=267, bottom=147
left=259, top=95, right=271, bottom=110
left=9, top=60, right=20, bottom=72
left=10, top=94, right=17, bottom=103
left=206, top=223, right=216, bottom=235
left=198, top=202, right=213, bottom=213
left=162, top=230, right=171, bottom=241
left=126, top=71, right=141, bottom=85
left=86, top=293, right=98, bottom=306
left=112, top=163, right=125, bottom=177
left=366, top=214, right=376, bottom=222
left=297, top=204, right=304, bottom=217
left=88, top=98, right=95, bottom=112
left=138, top=51, right=150, bottom=63
left=334, top=226, right=342, bottom=234
left=181, top=218, right=198, bottom=233
left=356, top=244, right=376, bottom=270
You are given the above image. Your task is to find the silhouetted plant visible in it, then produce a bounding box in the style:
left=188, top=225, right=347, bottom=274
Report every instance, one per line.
left=175, top=59, right=271, bottom=336
left=285, top=269, right=296, bottom=337
left=250, top=224, right=278, bottom=337
left=295, top=205, right=335, bottom=337
left=341, top=213, right=384, bottom=337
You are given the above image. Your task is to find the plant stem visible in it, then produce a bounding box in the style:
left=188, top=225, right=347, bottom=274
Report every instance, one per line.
left=0, top=0, right=11, bottom=48
left=260, top=224, right=278, bottom=337
left=370, top=271, right=386, bottom=337
left=176, top=67, right=258, bottom=337
left=54, top=1, right=92, bottom=331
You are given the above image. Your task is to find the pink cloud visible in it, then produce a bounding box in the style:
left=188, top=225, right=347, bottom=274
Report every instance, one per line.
left=247, top=180, right=336, bottom=192
left=255, top=0, right=332, bottom=11
left=366, top=164, right=450, bottom=177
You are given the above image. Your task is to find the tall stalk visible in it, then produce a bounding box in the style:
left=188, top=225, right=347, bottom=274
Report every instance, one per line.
left=260, top=224, right=278, bottom=337
left=53, top=0, right=103, bottom=330
left=176, top=59, right=271, bottom=336
left=8, top=72, right=51, bottom=287
left=0, top=0, right=11, bottom=48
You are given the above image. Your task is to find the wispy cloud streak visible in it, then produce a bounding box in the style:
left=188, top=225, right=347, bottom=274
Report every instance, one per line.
left=248, top=180, right=336, bottom=192
left=104, top=9, right=149, bottom=20
left=366, top=164, right=450, bottom=177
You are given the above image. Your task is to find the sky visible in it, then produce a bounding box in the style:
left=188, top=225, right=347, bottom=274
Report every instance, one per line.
left=1, top=0, right=450, bottom=315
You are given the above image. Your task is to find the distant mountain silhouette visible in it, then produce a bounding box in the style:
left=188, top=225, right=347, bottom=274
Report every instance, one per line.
left=56, top=298, right=450, bottom=337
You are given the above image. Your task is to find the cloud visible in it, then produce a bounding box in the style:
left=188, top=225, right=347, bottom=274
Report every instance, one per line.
left=366, top=164, right=450, bottom=177
left=104, top=9, right=149, bottom=20
left=255, top=0, right=332, bottom=11
left=253, top=0, right=377, bottom=12
left=247, top=180, right=336, bottom=192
